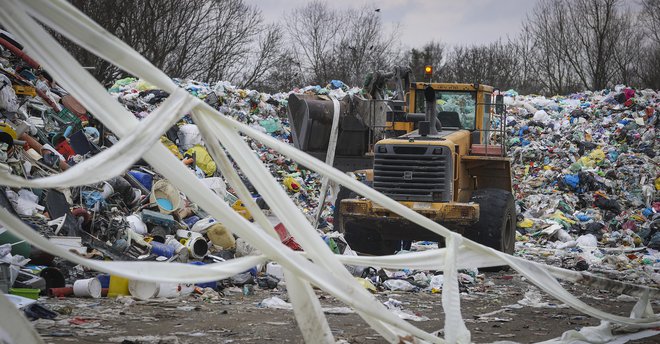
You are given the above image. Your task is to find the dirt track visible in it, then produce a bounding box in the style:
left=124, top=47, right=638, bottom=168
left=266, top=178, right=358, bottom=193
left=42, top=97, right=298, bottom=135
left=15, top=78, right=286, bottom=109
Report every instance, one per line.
left=33, top=271, right=658, bottom=344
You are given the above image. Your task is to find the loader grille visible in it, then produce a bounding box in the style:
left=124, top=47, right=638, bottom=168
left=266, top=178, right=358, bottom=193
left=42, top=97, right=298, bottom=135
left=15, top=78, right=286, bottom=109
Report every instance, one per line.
left=373, top=144, right=452, bottom=202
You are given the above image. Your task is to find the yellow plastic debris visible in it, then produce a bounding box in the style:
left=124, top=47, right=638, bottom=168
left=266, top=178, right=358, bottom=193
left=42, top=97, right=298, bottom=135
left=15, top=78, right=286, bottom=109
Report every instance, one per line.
left=184, top=144, right=217, bottom=177
left=135, top=80, right=157, bottom=91
left=356, top=278, right=377, bottom=293
left=589, top=149, right=605, bottom=162
left=578, top=156, right=595, bottom=168
left=517, top=218, right=534, bottom=228
left=551, top=211, right=576, bottom=224
left=160, top=136, right=182, bottom=159
left=283, top=176, right=301, bottom=192
left=231, top=199, right=252, bottom=221
left=655, top=177, right=660, bottom=191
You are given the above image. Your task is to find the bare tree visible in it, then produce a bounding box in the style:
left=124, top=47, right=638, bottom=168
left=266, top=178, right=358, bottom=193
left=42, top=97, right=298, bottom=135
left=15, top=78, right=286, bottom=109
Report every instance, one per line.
left=524, top=1, right=579, bottom=94
left=287, top=1, right=340, bottom=85
left=239, top=24, right=284, bottom=89
left=287, top=2, right=400, bottom=86
left=641, top=0, right=660, bottom=45
left=639, top=0, right=660, bottom=88
left=55, top=0, right=281, bottom=88
left=330, top=5, right=401, bottom=86
left=563, top=0, right=624, bottom=89
left=442, top=41, right=518, bottom=89
left=508, top=23, right=542, bottom=94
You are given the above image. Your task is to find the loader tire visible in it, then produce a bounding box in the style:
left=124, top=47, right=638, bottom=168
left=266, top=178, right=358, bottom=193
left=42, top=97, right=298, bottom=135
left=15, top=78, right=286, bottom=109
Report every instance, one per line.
left=465, top=189, right=516, bottom=271
left=333, top=184, right=401, bottom=255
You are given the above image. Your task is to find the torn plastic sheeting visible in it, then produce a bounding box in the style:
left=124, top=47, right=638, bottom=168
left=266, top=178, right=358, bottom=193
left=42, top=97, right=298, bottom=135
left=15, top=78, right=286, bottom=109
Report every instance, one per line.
left=0, top=293, right=45, bottom=344
left=312, top=96, right=340, bottom=227
left=0, top=3, right=500, bottom=341
left=2, top=0, right=656, bottom=342
left=196, top=108, right=438, bottom=342
left=193, top=112, right=336, bottom=344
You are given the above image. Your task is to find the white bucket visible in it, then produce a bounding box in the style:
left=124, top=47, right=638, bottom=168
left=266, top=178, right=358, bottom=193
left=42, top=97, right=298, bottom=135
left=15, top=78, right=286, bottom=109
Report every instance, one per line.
left=73, top=278, right=102, bottom=298
left=128, top=280, right=159, bottom=300
left=156, top=283, right=181, bottom=298
left=266, top=262, right=285, bottom=281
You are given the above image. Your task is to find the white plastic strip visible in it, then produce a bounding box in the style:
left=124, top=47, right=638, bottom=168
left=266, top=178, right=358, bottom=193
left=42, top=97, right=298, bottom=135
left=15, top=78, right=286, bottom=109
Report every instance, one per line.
left=442, top=235, right=470, bottom=343
left=312, top=96, right=341, bottom=227
left=192, top=110, right=335, bottom=343
left=0, top=88, right=193, bottom=188
left=0, top=293, right=45, bottom=344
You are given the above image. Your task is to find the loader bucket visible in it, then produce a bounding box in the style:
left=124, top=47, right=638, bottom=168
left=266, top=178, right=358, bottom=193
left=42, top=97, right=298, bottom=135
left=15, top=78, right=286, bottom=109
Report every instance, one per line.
left=287, top=93, right=370, bottom=158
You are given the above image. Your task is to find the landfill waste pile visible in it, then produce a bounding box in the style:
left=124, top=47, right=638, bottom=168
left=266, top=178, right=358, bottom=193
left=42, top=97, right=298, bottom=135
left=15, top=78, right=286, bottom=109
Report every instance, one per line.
left=502, top=88, right=660, bottom=287
left=0, top=19, right=659, bottom=342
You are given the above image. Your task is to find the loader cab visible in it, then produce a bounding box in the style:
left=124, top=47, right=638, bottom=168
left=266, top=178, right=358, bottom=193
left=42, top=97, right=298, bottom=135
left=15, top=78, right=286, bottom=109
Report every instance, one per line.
left=407, top=83, right=494, bottom=135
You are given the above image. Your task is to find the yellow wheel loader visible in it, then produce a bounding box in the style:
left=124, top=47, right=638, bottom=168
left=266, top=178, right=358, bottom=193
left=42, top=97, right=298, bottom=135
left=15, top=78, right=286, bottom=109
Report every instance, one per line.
left=287, top=69, right=515, bottom=256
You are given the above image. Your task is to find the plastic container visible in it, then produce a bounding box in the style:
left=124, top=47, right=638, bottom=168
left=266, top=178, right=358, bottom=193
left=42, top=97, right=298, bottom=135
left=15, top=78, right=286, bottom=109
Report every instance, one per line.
left=128, top=170, right=153, bottom=190
left=165, top=236, right=189, bottom=261
left=266, top=262, right=285, bottom=281
left=39, top=267, right=65, bottom=290
left=73, top=278, right=102, bottom=298
left=126, top=215, right=147, bottom=235
left=181, top=236, right=208, bottom=259
left=149, top=180, right=181, bottom=214
left=128, top=280, right=159, bottom=300
left=9, top=288, right=40, bottom=300
left=48, top=287, right=73, bottom=297
left=0, top=229, right=32, bottom=257
left=150, top=241, right=175, bottom=258
left=96, top=274, right=110, bottom=289
left=107, top=275, right=130, bottom=297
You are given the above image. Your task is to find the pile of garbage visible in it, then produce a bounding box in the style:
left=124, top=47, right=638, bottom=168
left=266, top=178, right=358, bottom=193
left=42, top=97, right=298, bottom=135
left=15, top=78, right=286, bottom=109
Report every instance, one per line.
left=504, top=87, right=660, bottom=285
left=1, top=31, right=329, bottom=309
left=1, top=23, right=659, bottom=326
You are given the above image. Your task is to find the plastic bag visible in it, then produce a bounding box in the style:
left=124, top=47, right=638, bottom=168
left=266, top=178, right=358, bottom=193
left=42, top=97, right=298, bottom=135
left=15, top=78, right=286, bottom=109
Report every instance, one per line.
left=0, top=75, right=19, bottom=113
left=177, top=124, right=203, bottom=151
left=184, top=145, right=216, bottom=177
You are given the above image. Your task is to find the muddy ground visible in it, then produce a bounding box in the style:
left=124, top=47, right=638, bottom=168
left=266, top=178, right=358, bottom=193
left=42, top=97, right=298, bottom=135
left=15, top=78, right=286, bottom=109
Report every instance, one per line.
left=31, top=271, right=658, bottom=344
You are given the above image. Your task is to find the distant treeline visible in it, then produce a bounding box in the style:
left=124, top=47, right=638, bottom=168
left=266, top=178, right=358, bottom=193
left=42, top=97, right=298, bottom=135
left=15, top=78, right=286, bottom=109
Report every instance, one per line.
left=59, top=0, right=660, bottom=95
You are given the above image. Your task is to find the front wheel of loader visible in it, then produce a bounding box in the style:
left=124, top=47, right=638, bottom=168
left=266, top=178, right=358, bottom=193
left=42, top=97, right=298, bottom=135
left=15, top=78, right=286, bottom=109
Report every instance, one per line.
left=465, top=189, right=516, bottom=271
left=333, top=185, right=402, bottom=255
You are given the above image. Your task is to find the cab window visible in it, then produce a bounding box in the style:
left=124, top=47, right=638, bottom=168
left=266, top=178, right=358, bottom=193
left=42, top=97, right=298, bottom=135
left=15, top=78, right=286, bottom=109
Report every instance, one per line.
left=415, top=91, right=477, bottom=130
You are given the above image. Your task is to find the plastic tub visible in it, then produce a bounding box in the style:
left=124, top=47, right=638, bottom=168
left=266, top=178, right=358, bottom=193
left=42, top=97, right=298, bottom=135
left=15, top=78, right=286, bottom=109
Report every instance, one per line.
left=149, top=180, right=181, bottom=215
left=107, top=275, right=130, bottom=297
left=9, top=288, right=40, bottom=300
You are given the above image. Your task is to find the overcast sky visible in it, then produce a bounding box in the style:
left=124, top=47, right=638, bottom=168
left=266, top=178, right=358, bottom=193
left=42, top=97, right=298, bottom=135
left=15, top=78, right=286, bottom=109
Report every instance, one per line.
left=246, top=0, right=540, bottom=48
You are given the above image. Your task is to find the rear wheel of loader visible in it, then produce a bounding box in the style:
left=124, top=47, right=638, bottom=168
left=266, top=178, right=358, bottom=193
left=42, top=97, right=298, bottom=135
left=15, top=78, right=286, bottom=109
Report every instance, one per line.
left=465, top=188, right=516, bottom=271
